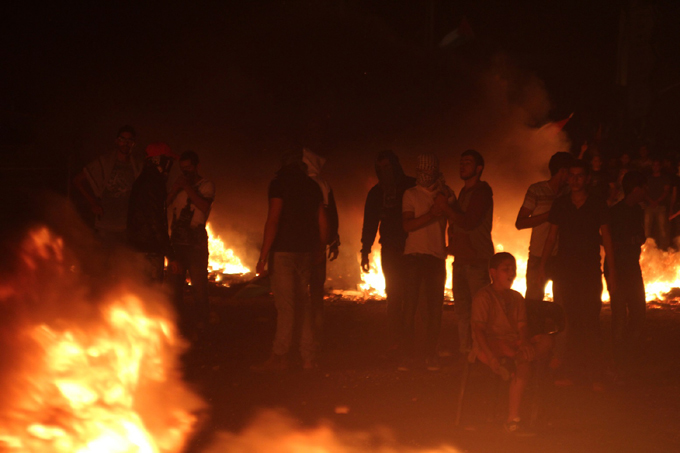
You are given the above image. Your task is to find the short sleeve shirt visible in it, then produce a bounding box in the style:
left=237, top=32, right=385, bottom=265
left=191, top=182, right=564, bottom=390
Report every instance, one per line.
left=548, top=194, right=609, bottom=271
left=269, top=170, right=323, bottom=253
left=402, top=185, right=453, bottom=260
left=472, top=285, right=526, bottom=344
left=170, top=178, right=215, bottom=228
left=521, top=181, right=562, bottom=258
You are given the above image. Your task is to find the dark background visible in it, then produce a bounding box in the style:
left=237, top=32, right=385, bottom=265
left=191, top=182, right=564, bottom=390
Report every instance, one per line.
left=2, top=0, right=679, bottom=284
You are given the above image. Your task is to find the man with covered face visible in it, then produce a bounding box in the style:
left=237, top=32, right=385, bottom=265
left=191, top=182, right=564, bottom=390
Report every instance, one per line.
left=399, top=153, right=456, bottom=371
left=361, top=150, right=416, bottom=355
left=127, top=142, right=177, bottom=283
left=167, top=150, right=215, bottom=336
left=436, top=149, right=494, bottom=354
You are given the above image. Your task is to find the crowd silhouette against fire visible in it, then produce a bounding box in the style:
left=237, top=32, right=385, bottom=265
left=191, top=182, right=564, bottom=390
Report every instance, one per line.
left=73, top=123, right=680, bottom=435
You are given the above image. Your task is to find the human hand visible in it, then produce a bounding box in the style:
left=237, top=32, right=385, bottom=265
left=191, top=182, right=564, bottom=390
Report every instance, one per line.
left=430, top=203, right=444, bottom=217
left=518, top=342, right=536, bottom=362
left=361, top=253, right=370, bottom=273
left=489, top=356, right=502, bottom=375
left=256, top=258, right=267, bottom=276
left=328, top=245, right=339, bottom=261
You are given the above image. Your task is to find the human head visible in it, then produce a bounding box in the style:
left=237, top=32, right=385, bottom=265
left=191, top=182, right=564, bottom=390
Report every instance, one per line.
left=416, top=153, right=441, bottom=189
left=145, top=142, right=176, bottom=176
left=115, top=125, right=136, bottom=155
left=179, top=150, right=200, bottom=179
left=489, top=252, right=516, bottom=290
left=591, top=154, right=603, bottom=171
left=639, top=144, right=649, bottom=158
left=568, top=159, right=590, bottom=193
left=459, top=149, right=484, bottom=181
left=651, top=155, right=662, bottom=174
left=375, top=150, right=404, bottom=185
left=621, top=170, right=647, bottom=204
left=548, top=151, right=573, bottom=176
left=620, top=152, right=631, bottom=167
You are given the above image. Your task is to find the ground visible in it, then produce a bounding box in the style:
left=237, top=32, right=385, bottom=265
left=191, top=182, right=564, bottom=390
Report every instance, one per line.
left=181, top=292, right=680, bottom=453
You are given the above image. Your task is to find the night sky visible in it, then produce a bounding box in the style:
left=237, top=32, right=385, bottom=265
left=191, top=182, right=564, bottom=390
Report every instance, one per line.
left=3, top=0, right=676, bottom=284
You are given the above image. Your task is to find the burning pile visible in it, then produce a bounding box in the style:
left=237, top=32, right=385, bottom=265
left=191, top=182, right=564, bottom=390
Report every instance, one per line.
left=357, top=240, right=679, bottom=305
left=0, top=227, right=204, bottom=452
left=206, top=223, right=251, bottom=285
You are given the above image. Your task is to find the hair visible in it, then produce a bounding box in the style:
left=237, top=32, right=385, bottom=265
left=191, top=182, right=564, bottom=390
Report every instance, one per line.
left=117, top=125, right=136, bottom=138
left=621, top=170, right=647, bottom=196
left=548, top=152, right=574, bottom=176
left=461, top=149, right=484, bottom=168
left=489, top=252, right=516, bottom=270
left=569, top=159, right=590, bottom=176
left=179, top=150, right=199, bottom=165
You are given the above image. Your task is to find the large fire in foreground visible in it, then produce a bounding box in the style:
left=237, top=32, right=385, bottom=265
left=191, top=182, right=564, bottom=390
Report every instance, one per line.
left=0, top=227, right=204, bottom=452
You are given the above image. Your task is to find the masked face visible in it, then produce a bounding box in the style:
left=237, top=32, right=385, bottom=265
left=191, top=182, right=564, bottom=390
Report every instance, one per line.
left=416, top=169, right=440, bottom=189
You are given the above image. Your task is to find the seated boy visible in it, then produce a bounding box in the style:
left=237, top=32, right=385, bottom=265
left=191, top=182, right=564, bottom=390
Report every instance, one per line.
left=471, top=252, right=553, bottom=433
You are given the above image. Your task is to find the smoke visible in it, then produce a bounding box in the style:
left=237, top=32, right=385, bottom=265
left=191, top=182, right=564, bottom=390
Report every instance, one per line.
left=204, top=409, right=459, bottom=453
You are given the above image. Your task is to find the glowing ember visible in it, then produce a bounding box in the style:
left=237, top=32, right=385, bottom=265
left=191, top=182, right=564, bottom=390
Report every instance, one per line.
left=206, top=223, right=250, bottom=276
left=0, top=227, right=204, bottom=453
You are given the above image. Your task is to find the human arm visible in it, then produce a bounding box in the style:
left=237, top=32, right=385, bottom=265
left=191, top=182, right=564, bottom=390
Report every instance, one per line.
left=326, top=190, right=340, bottom=261
left=601, top=223, right=617, bottom=294
left=178, top=177, right=213, bottom=214
left=439, top=186, right=492, bottom=231
left=538, top=223, right=559, bottom=283
left=360, top=187, right=381, bottom=271
left=471, top=322, right=503, bottom=375
left=402, top=208, right=441, bottom=232
left=670, top=186, right=678, bottom=220
left=515, top=206, right=550, bottom=230
left=317, top=201, right=329, bottom=264
left=256, top=198, right=283, bottom=275
left=73, top=169, right=102, bottom=215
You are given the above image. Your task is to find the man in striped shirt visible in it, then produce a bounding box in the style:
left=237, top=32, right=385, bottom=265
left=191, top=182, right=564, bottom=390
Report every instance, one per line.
left=515, top=152, right=573, bottom=302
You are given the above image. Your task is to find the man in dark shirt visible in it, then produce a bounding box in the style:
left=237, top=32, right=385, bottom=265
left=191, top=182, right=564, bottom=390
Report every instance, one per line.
left=361, top=150, right=416, bottom=352
left=606, top=171, right=647, bottom=371
left=540, top=159, right=617, bottom=388
left=253, top=151, right=328, bottom=372
left=127, top=142, right=177, bottom=282
left=437, top=149, right=494, bottom=354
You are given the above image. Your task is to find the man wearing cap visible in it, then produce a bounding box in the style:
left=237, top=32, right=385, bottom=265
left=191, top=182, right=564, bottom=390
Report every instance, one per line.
left=127, top=142, right=177, bottom=283
left=167, top=150, right=216, bottom=335
left=73, top=125, right=142, bottom=243
left=400, top=153, right=456, bottom=371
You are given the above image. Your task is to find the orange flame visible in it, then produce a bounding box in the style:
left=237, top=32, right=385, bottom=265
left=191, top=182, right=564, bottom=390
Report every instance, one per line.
left=0, top=227, right=204, bottom=452
left=206, top=223, right=250, bottom=277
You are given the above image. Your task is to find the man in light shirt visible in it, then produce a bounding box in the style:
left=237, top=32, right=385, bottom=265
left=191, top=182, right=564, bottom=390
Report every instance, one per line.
left=399, top=153, right=455, bottom=371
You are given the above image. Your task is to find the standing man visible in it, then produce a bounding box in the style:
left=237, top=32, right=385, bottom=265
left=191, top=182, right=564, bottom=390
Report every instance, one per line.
left=302, top=148, right=340, bottom=357
left=644, top=156, right=672, bottom=250
left=515, top=152, right=573, bottom=302
left=400, top=153, right=455, bottom=371
left=540, top=159, right=616, bottom=389
left=167, top=150, right=215, bottom=337
left=73, top=125, right=142, bottom=243
left=440, top=149, right=494, bottom=354
left=253, top=151, right=328, bottom=372
left=361, top=150, right=416, bottom=354
left=127, top=142, right=177, bottom=283
left=606, top=171, right=647, bottom=373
